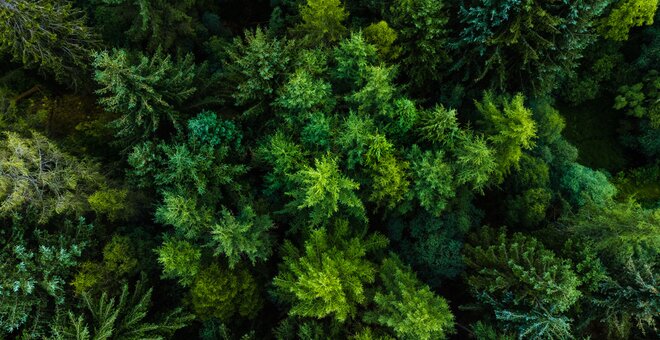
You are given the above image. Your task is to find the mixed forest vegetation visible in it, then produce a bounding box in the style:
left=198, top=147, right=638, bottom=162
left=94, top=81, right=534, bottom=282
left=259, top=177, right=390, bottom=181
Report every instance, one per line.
left=0, top=0, right=659, bottom=338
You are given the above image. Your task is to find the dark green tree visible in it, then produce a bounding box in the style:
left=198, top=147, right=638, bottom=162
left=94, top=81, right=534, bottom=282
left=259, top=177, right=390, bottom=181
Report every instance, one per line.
left=454, top=0, right=608, bottom=94
left=93, top=49, right=197, bottom=144
left=49, top=280, right=193, bottom=339
left=93, top=0, right=201, bottom=51
left=224, top=28, right=295, bottom=115
left=387, top=0, right=450, bottom=87
left=464, top=227, right=581, bottom=338
left=191, top=263, right=263, bottom=321
left=0, top=218, right=93, bottom=337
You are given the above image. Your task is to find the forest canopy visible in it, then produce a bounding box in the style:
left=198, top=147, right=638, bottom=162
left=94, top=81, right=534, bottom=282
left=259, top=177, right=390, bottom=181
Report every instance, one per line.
left=0, top=0, right=659, bottom=339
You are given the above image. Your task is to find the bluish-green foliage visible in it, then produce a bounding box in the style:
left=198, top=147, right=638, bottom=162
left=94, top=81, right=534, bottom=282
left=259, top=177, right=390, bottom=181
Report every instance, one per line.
left=454, top=0, right=609, bottom=94
left=0, top=218, right=93, bottom=337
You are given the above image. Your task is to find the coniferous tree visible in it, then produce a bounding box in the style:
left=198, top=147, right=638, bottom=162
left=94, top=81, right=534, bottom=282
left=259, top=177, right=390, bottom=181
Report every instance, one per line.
left=387, top=0, right=450, bottom=88
left=293, top=0, right=348, bottom=45
left=454, top=0, right=608, bottom=94
left=92, top=0, right=201, bottom=51
left=49, top=280, right=193, bottom=339
left=92, top=49, right=197, bottom=145
left=0, top=131, right=104, bottom=223
left=0, top=0, right=98, bottom=87
left=284, top=154, right=366, bottom=226
left=598, top=0, right=659, bottom=41
left=364, top=255, right=455, bottom=339
left=464, top=227, right=581, bottom=338
left=475, top=92, right=537, bottom=183
left=273, top=222, right=388, bottom=322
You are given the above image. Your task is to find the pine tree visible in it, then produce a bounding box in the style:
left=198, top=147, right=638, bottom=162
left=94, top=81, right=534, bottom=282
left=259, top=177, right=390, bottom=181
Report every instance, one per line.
left=156, top=237, right=201, bottom=287
left=0, top=0, right=98, bottom=87
left=598, top=0, right=659, bottom=41
left=464, top=227, right=581, bottom=337
left=273, top=222, right=388, bottom=322
left=293, top=0, right=348, bottom=45
left=407, top=146, right=455, bottom=217
left=0, top=131, right=104, bottom=223
left=210, top=205, right=274, bottom=268
left=332, top=32, right=378, bottom=90
left=454, top=0, right=608, bottom=94
left=364, top=255, right=455, bottom=340
left=191, top=263, right=262, bottom=321
left=284, top=154, right=365, bottom=226
left=475, top=92, right=537, bottom=183
left=388, top=0, right=450, bottom=87
left=0, top=218, right=94, bottom=337
left=96, top=0, right=200, bottom=51
left=93, top=49, right=197, bottom=144
left=363, top=21, right=401, bottom=61
left=49, top=280, right=193, bottom=339
left=224, top=28, right=295, bottom=115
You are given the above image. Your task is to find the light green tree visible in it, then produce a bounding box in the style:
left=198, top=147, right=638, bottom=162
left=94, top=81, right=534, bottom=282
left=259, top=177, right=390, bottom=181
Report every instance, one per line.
left=156, top=237, right=201, bottom=287
left=599, top=0, right=659, bottom=41
left=365, top=255, right=455, bottom=339
left=273, top=222, right=388, bottom=322
left=0, top=131, right=104, bottom=223
left=475, top=92, right=537, bottom=183
left=363, top=21, right=400, bottom=60
left=0, top=0, right=98, bottom=87
left=294, top=0, right=348, bottom=44
left=284, top=154, right=365, bottom=226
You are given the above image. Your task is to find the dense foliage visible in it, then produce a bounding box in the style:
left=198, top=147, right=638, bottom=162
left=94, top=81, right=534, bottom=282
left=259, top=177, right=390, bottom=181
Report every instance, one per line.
left=1, top=0, right=658, bottom=338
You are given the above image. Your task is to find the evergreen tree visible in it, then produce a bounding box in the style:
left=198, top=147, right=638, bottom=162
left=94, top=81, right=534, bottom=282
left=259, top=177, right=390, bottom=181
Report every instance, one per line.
left=293, top=0, right=348, bottom=45
left=191, top=263, right=263, bottom=321
left=363, top=21, right=400, bottom=61
left=475, top=92, right=537, bottom=183
left=464, top=227, right=581, bottom=337
left=156, top=237, right=201, bottom=287
left=273, top=222, right=388, bottom=322
left=387, top=0, right=450, bottom=87
left=598, top=0, right=659, bottom=41
left=92, top=49, right=197, bottom=144
left=364, top=255, right=455, bottom=340
left=0, top=131, right=104, bottom=223
left=49, top=280, right=193, bottom=339
left=284, top=154, right=365, bottom=226
left=224, top=27, right=295, bottom=115
left=94, top=0, right=200, bottom=51
left=407, top=146, right=455, bottom=217
left=210, top=205, right=274, bottom=268
left=0, top=0, right=98, bottom=87
left=454, top=0, right=608, bottom=94
left=0, top=218, right=93, bottom=337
